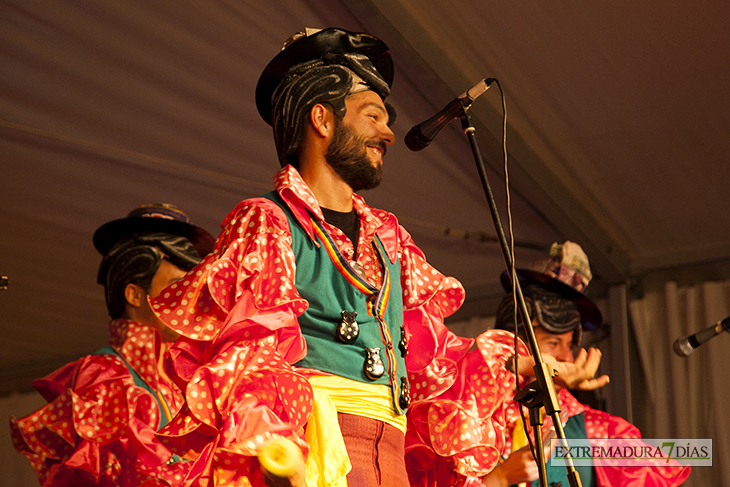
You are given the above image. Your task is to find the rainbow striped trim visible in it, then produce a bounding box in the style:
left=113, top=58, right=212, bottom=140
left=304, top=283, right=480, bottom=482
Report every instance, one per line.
left=155, top=389, right=173, bottom=424
left=310, top=217, right=390, bottom=318
left=375, top=313, right=400, bottom=401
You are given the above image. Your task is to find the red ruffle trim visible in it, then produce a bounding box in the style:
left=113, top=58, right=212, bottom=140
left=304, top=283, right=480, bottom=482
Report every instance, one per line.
left=406, top=330, right=526, bottom=484
left=155, top=333, right=313, bottom=487
left=10, top=354, right=189, bottom=487
left=150, top=205, right=308, bottom=365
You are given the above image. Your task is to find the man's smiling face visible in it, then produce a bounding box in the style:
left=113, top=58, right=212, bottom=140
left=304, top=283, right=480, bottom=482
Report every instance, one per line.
left=324, top=90, right=395, bottom=192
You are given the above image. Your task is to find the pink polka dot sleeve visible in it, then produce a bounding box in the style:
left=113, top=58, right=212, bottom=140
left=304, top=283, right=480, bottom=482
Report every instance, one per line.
left=397, top=224, right=465, bottom=317
left=405, top=330, right=528, bottom=483
left=150, top=199, right=309, bottom=366
left=10, top=354, right=189, bottom=486
left=398, top=222, right=473, bottom=392
left=584, top=402, right=691, bottom=485
left=149, top=199, right=315, bottom=486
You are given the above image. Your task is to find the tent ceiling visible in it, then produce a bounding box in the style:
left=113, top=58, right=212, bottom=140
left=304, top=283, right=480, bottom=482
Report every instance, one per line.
left=2, top=0, right=729, bottom=394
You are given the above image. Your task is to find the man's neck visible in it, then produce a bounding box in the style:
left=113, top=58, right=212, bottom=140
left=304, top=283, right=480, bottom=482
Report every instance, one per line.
left=298, top=156, right=354, bottom=212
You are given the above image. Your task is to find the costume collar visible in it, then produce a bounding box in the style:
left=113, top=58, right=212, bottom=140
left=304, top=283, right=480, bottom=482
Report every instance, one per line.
left=274, top=165, right=398, bottom=263
left=108, top=318, right=165, bottom=391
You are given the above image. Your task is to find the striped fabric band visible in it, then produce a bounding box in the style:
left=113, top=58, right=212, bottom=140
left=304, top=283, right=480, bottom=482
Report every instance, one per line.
left=310, top=217, right=391, bottom=318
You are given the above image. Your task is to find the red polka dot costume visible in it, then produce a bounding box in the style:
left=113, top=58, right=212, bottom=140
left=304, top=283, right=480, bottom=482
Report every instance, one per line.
left=148, top=165, right=492, bottom=486
left=406, top=329, right=691, bottom=486
left=10, top=319, right=190, bottom=487
left=549, top=389, right=690, bottom=487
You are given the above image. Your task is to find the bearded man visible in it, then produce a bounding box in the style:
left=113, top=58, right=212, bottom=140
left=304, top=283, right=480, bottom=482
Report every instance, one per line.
left=148, top=29, right=604, bottom=487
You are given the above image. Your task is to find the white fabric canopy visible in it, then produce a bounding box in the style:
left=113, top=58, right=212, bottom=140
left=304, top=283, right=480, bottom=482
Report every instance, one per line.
left=630, top=277, right=730, bottom=486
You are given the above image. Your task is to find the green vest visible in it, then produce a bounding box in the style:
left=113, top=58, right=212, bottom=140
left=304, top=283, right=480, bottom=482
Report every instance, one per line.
left=529, top=413, right=596, bottom=487
left=264, top=192, right=409, bottom=414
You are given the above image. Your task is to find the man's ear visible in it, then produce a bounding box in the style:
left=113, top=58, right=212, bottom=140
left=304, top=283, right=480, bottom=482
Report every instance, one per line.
left=124, top=283, right=146, bottom=309
left=309, top=103, right=334, bottom=138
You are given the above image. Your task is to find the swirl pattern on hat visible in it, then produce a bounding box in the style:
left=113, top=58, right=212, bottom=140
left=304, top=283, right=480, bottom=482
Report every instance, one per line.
left=98, top=232, right=201, bottom=318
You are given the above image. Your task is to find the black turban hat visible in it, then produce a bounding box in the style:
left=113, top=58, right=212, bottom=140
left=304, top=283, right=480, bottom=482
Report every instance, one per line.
left=93, top=204, right=215, bottom=318
left=494, top=269, right=602, bottom=348
left=255, top=28, right=395, bottom=167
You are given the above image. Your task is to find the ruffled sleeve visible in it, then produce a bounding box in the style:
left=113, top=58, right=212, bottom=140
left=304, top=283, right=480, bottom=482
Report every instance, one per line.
left=9, top=354, right=189, bottom=487
left=151, top=198, right=309, bottom=365
left=395, top=222, right=507, bottom=485
left=586, top=407, right=691, bottom=487
left=397, top=224, right=464, bottom=317
left=404, top=292, right=527, bottom=487
left=149, top=199, right=315, bottom=487
left=397, top=223, right=471, bottom=374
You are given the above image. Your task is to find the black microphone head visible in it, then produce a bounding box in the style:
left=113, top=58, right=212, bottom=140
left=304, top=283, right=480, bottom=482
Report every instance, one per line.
left=404, top=126, right=431, bottom=151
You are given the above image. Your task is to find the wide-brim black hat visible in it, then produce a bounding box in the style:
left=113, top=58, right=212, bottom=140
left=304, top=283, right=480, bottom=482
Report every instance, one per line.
left=255, top=27, right=394, bottom=126
left=500, top=269, right=602, bottom=330
left=93, top=204, right=215, bottom=259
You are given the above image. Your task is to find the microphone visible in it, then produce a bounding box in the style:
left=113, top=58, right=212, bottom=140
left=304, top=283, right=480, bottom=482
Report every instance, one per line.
left=673, top=316, right=730, bottom=357
left=405, top=78, right=495, bottom=151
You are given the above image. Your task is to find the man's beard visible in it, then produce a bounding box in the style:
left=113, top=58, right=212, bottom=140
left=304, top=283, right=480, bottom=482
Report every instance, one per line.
left=324, top=119, right=384, bottom=192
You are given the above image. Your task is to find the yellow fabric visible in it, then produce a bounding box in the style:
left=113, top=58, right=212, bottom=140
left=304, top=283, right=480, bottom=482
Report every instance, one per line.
left=511, top=418, right=529, bottom=487
left=303, top=375, right=407, bottom=487
left=512, top=416, right=528, bottom=451
left=305, top=391, right=350, bottom=487
left=308, top=375, right=407, bottom=433
left=511, top=409, right=549, bottom=487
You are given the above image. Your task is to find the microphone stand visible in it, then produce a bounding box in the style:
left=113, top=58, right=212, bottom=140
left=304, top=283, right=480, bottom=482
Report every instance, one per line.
left=457, top=99, right=583, bottom=487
